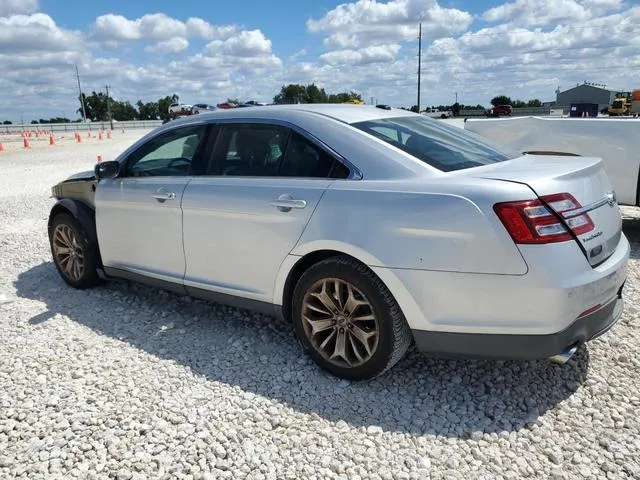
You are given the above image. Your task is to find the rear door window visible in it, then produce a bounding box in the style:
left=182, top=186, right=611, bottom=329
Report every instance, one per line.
left=208, top=123, right=350, bottom=179
left=352, top=116, right=520, bottom=172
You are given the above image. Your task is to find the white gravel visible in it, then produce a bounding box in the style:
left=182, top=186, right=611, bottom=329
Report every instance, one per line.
left=1, top=129, right=640, bottom=480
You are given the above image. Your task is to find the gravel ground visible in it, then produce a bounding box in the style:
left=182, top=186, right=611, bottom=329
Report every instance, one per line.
left=1, top=129, right=639, bottom=480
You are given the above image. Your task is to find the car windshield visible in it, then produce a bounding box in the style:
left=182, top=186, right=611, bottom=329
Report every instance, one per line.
left=351, top=116, right=521, bottom=172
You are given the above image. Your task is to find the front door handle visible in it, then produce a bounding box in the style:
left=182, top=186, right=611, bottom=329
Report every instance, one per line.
left=151, top=191, right=176, bottom=202
left=271, top=194, right=307, bottom=212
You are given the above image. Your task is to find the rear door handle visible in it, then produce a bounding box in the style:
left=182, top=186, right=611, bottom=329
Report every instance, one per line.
left=271, top=196, right=307, bottom=212
left=151, top=192, right=176, bottom=201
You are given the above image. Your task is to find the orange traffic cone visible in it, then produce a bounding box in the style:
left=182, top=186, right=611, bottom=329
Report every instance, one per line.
left=107, top=131, right=111, bottom=139
left=49, top=134, right=55, bottom=145
left=0, top=142, right=4, bottom=152
left=76, top=132, right=82, bottom=143
left=97, top=155, right=103, bottom=163
left=98, top=131, right=103, bottom=140
left=23, top=137, right=30, bottom=148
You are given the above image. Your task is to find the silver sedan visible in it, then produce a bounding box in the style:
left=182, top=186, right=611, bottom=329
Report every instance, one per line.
left=47, top=104, right=629, bottom=380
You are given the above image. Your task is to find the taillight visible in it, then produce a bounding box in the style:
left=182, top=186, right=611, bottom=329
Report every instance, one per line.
left=494, top=193, right=594, bottom=244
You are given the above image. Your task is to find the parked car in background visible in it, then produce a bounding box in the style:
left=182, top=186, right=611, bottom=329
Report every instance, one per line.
left=423, top=108, right=452, bottom=119
left=47, top=104, right=628, bottom=380
left=191, top=104, right=217, bottom=114
left=487, top=104, right=513, bottom=117
left=168, top=103, right=193, bottom=116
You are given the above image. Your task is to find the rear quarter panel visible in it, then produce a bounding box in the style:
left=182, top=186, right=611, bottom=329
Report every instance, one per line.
left=290, top=178, right=534, bottom=275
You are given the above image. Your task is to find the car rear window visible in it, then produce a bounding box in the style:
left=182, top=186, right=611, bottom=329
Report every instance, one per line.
left=351, top=116, right=520, bottom=172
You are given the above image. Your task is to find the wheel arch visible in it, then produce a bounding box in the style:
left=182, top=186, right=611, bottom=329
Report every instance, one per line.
left=278, top=249, right=348, bottom=323
left=274, top=243, right=428, bottom=330
left=48, top=199, right=102, bottom=266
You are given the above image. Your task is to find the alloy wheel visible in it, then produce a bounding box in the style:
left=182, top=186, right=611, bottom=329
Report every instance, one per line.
left=301, top=278, right=379, bottom=368
left=52, top=224, right=85, bottom=282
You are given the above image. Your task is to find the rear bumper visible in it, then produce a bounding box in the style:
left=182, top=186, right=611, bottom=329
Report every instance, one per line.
left=411, top=283, right=625, bottom=360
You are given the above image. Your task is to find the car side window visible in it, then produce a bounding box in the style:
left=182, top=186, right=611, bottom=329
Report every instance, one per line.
left=212, top=124, right=288, bottom=177
left=122, top=124, right=207, bottom=177
left=279, top=131, right=349, bottom=179
left=210, top=123, right=350, bottom=179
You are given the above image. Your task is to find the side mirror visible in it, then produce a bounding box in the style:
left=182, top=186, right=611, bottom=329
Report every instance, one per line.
left=95, top=160, right=120, bottom=179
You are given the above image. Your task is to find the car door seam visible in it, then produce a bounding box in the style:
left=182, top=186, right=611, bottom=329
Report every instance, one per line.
left=180, top=177, right=194, bottom=282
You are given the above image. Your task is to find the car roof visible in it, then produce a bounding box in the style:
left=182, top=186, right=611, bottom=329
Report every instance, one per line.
left=172, top=103, right=417, bottom=126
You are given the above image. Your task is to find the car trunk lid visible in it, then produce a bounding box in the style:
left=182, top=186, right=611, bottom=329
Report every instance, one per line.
left=469, top=154, right=622, bottom=267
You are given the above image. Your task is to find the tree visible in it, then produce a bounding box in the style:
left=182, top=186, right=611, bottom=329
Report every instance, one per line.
left=157, top=94, right=179, bottom=121
left=273, top=83, right=361, bottom=104
left=3, top=120, right=12, bottom=125
left=327, top=91, right=363, bottom=103
left=451, top=102, right=461, bottom=117
left=409, top=105, right=419, bottom=113
left=491, top=95, right=512, bottom=106
left=111, top=101, right=138, bottom=121
left=36, top=117, right=71, bottom=124
left=527, top=99, right=542, bottom=107
left=137, top=100, right=160, bottom=120
left=79, top=91, right=110, bottom=121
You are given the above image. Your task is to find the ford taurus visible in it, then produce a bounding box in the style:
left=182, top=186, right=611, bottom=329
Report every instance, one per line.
left=47, top=104, right=629, bottom=380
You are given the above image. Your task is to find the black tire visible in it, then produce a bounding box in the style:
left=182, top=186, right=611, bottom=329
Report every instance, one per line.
left=48, top=212, right=100, bottom=289
left=291, top=255, right=413, bottom=380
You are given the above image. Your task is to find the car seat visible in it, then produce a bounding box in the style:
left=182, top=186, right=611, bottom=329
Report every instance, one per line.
left=226, top=130, right=271, bottom=176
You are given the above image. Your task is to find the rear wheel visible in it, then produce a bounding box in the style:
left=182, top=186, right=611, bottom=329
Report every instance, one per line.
left=49, top=212, right=100, bottom=289
left=291, top=255, right=412, bottom=380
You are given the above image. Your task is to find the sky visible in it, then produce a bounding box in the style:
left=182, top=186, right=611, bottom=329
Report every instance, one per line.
left=1, top=0, right=639, bottom=122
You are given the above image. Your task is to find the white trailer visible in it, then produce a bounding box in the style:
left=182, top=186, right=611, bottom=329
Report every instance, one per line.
left=465, top=116, right=640, bottom=206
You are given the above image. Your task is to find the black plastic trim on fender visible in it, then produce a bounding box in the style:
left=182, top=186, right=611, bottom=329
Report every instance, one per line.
left=48, top=198, right=101, bottom=266
left=411, top=287, right=624, bottom=361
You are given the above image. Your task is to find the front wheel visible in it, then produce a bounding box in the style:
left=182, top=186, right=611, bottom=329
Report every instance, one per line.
left=49, top=212, right=100, bottom=289
left=291, top=256, right=412, bottom=380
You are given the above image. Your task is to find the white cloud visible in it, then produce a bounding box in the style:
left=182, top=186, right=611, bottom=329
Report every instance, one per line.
left=89, top=12, right=238, bottom=53
left=482, top=0, right=624, bottom=26
left=307, top=0, right=473, bottom=48
left=1, top=1, right=640, bottom=122
left=185, top=17, right=237, bottom=39
left=220, top=30, right=273, bottom=56
left=0, top=0, right=38, bottom=17
left=91, top=13, right=184, bottom=42
left=0, top=13, right=85, bottom=56
left=145, top=37, right=189, bottom=53
left=320, top=44, right=402, bottom=65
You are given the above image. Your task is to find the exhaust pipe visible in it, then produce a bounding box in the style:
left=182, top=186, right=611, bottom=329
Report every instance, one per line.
left=549, top=345, right=578, bottom=364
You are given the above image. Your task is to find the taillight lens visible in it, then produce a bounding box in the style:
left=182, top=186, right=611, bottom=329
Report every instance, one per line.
left=494, top=193, right=594, bottom=244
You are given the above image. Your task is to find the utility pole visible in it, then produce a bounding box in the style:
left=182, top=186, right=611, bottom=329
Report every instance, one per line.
left=455, top=92, right=458, bottom=104
left=105, top=84, right=113, bottom=130
left=417, top=22, right=422, bottom=113
left=75, top=64, right=87, bottom=122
